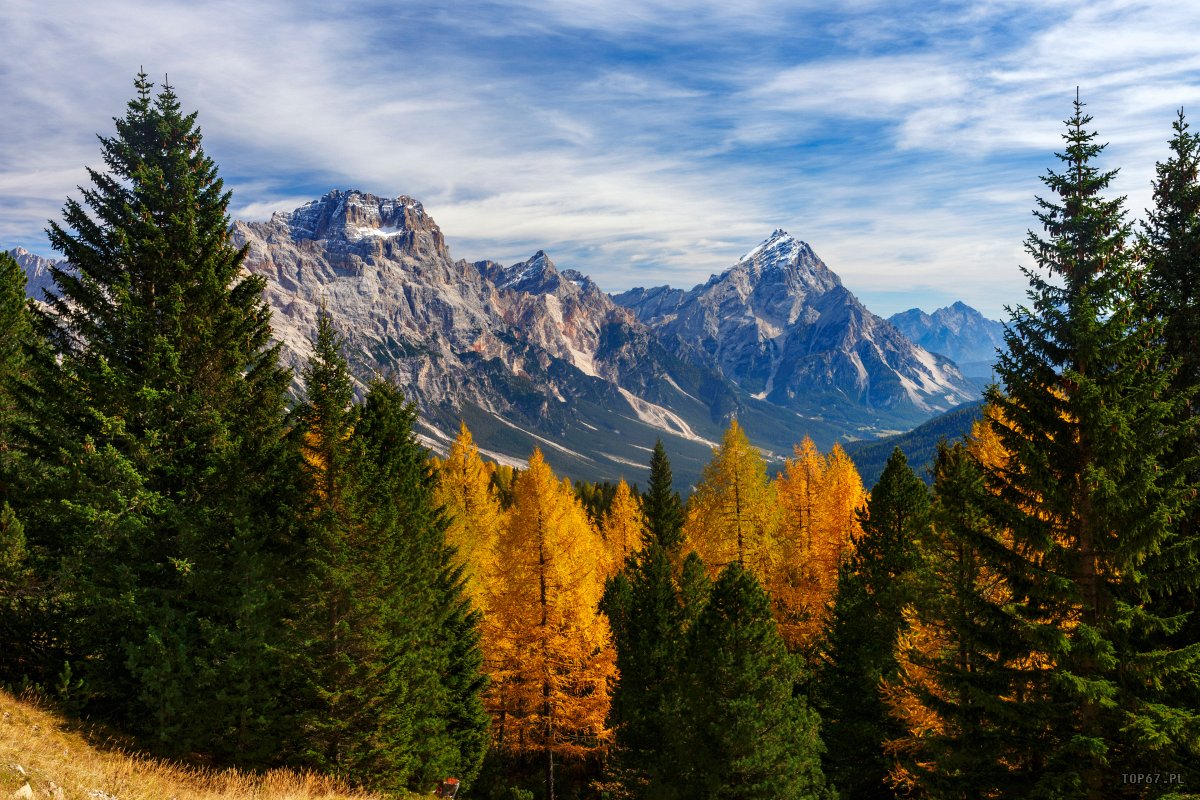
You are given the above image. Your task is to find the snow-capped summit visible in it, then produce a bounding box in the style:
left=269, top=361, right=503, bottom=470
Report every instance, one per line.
left=737, top=229, right=810, bottom=271
left=615, top=233, right=977, bottom=415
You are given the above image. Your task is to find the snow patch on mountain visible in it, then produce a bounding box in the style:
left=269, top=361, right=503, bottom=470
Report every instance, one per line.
left=664, top=373, right=699, bottom=402
left=618, top=387, right=719, bottom=448
left=602, top=452, right=645, bottom=468
left=490, top=413, right=596, bottom=463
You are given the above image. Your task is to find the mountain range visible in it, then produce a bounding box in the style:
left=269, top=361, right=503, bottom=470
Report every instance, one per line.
left=10, top=190, right=999, bottom=488
left=888, top=301, right=1007, bottom=380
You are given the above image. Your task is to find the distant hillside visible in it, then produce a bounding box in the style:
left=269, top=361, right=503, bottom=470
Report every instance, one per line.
left=0, top=690, right=390, bottom=800
left=843, top=400, right=984, bottom=488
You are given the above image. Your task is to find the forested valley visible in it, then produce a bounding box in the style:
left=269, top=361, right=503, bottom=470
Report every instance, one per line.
left=2, top=76, right=1200, bottom=800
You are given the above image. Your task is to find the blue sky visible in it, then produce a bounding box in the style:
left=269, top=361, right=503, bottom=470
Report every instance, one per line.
left=3, top=0, right=1199, bottom=319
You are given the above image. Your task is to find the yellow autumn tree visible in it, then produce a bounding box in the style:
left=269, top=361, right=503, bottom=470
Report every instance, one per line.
left=968, top=401, right=1011, bottom=473
left=433, top=422, right=504, bottom=612
left=685, top=420, right=778, bottom=579
left=600, top=478, right=645, bottom=572
left=771, top=438, right=866, bottom=649
left=483, top=449, right=616, bottom=794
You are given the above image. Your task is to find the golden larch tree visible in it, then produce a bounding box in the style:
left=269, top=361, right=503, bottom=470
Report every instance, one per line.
left=685, top=420, right=778, bottom=578
left=819, top=443, right=867, bottom=572
left=484, top=449, right=616, bottom=798
left=600, top=478, right=645, bottom=572
left=771, top=438, right=866, bottom=649
left=433, top=422, right=504, bottom=611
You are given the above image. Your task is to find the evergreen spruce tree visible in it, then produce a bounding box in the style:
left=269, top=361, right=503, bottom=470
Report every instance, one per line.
left=642, top=439, right=684, bottom=552
left=674, top=563, right=830, bottom=800
left=600, top=542, right=685, bottom=797
left=0, top=251, right=31, bottom=494
left=350, top=380, right=489, bottom=790
left=973, top=96, right=1200, bottom=797
left=1137, top=110, right=1200, bottom=783
left=1141, top=111, right=1200, bottom=421
left=293, top=309, right=361, bottom=772
left=294, top=319, right=489, bottom=791
left=20, top=73, right=297, bottom=759
left=815, top=447, right=928, bottom=800
left=0, top=252, right=45, bottom=686
left=884, top=442, right=1026, bottom=798
left=677, top=551, right=713, bottom=632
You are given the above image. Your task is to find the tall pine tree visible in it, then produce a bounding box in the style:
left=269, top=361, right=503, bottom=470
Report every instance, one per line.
left=1137, top=110, right=1200, bottom=784
left=293, top=317, right=488, bottom=791
left=0, top=251, right=31, bottom=496
left=0, top=252, right=44, bottom=687
left=674, top=563, right=831, bottom=800
left=815, top=447, right=928, bottom=800
left=883, top=442, right=1023, bottom=798
left=21, top=73, right=297, bottom=759
left=600, top=542, right=686, bottom=798
left=974, top=95, right=1200, bottom=797
left=642, top=439, right=684, bottom=552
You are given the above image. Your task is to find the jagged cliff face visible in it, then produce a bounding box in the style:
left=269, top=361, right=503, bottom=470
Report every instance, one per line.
left=7, top=247, right=58, bottom=301
left=235, top=190, right=502, bottom=403
left=230, top=190, right=801, bottom=485
left=615, top=230, right=978, bottom=418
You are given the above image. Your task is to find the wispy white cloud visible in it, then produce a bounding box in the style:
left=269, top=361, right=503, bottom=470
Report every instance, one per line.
left=2, top=0, right=1198, bottom=321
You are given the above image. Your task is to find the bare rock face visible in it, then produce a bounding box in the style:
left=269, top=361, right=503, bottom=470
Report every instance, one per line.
left=233, top=190, right=499, bottom=396
left=615, top=230, right=978, bottom=416
left=9, top=192, right=982, bottom=485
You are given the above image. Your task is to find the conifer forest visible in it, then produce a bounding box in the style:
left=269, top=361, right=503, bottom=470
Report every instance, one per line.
left=4, top=75, right=1200, bottom=800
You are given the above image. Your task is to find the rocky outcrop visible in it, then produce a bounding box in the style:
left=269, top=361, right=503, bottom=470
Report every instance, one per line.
left=13, top=193, right=984, bottom=485
left=6, top=247, right=59, bottom=301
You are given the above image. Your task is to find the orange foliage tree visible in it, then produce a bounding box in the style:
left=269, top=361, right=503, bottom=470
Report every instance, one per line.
left=433, top=422, right=504, bottom=611
left=600, top=478, right=645, bottom=572
left=483, top=449, right=616, bottom=799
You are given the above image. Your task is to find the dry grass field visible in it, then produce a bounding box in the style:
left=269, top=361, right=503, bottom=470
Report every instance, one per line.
left=0, top=690, right=399, bottom=800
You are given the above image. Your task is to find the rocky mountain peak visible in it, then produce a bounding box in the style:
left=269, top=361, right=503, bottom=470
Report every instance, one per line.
left=616, top=235, right=977, bottom=415
left=268, top=189, right=448, bottom=261
left=8, top=246, right=60, bottom=300
left=888, top=302, right=1006, bottom=380
left=480, top=250, right=566, bottom=294
left=725, top=230, right=842, bottom=295
left=739, top=228, right=798, bottom=265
